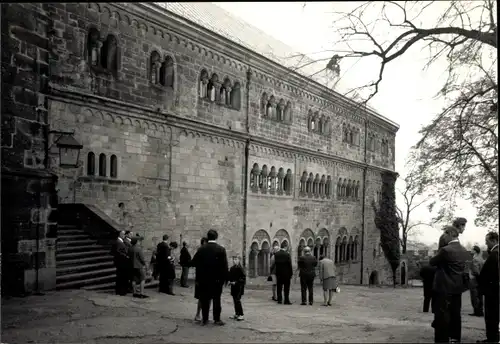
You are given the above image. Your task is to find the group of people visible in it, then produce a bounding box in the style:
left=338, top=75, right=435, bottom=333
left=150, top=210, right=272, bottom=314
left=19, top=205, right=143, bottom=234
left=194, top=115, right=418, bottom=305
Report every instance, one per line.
left=268, top=242, right=339, bottom=306
left=418, top=218, right=499, bottom=343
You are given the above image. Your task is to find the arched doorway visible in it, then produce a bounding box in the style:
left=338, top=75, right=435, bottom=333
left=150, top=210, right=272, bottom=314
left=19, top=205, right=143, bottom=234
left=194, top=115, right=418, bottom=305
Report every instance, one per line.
left=258, top=241, right=270, bottom=276
left=297, top=238, right=306, bottom=262
left=313, top=237, right=322, bottom=261
left=369, top=271, right=379, bottom=286
left=249, top=242, right=259, bottom=278
left=400, top=262, right=407, bottom=286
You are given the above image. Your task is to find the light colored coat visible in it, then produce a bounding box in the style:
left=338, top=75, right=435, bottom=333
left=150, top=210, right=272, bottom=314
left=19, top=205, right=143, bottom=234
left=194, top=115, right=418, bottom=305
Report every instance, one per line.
left=318, top=257, right=336, bottom=280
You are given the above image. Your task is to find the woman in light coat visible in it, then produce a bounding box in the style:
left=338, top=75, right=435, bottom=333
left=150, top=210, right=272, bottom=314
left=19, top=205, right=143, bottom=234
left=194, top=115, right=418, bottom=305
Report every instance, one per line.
left=318, top=255, right=337, bottom=306
left=269, top=245, right=280, bottom=301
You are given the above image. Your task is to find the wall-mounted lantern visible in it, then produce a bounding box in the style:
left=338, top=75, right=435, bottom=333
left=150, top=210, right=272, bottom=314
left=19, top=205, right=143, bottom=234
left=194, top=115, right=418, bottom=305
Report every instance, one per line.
left=49, top=131, right=83, bottom=168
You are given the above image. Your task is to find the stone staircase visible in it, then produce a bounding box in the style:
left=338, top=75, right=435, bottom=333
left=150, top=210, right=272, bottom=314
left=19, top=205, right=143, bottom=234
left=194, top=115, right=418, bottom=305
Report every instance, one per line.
left=56, top=224, right=116, bottom=290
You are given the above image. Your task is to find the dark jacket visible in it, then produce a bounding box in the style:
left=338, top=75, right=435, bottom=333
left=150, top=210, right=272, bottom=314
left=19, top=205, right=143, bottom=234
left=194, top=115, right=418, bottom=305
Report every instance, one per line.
left=298, top=254, right=317, bottom=279
left=124, top=238, right=132, bottom=249
left=128, top=244, right=146, bottom=269
left=156, top=241, right=175, bottom=279
left=111, top=238, right=129, bottom=267
left=478, top=245, right=499, bottom=298
left=228, top=264, right=246, bottom=297
left=191, top=241, right=228, bottom=287
left=274, top=249, right=293, bottom=279
left=430, top=241, right=470, bottom=295
left=180, top=246, right=192, bottom=267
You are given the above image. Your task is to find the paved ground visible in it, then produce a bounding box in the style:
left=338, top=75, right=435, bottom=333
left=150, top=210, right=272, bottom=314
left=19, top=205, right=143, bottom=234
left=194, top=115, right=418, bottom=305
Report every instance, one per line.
left=1, top=285, right=487, bottom=343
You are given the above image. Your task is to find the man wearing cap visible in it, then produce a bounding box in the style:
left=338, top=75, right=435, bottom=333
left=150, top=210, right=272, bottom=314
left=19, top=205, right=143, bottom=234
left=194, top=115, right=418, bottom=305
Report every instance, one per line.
left=468, top=245, right=484, bottom=317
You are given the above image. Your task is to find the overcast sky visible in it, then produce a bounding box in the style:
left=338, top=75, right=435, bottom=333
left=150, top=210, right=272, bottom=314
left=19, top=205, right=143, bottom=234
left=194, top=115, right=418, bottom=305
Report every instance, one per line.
left=214, top=1, right=490, bottom=247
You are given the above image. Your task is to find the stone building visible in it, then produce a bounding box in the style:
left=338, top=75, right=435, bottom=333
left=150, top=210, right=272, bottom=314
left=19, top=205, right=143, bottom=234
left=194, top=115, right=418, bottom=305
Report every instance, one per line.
left=1, top=2, right=399, bottom=293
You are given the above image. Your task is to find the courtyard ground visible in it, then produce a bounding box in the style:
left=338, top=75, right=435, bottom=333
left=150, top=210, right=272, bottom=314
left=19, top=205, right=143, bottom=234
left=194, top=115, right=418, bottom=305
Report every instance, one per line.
left=1, top=284, right=486, bottom=343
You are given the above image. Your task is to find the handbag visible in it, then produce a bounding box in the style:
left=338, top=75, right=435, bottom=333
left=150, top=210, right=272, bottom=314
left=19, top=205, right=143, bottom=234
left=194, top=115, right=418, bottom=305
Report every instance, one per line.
left=267, top=275, right=273, bottom=282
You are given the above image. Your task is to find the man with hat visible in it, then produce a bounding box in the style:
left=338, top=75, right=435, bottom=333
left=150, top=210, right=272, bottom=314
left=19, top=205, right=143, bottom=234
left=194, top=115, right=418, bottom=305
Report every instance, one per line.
left=468, top=245, right=484, bottom=317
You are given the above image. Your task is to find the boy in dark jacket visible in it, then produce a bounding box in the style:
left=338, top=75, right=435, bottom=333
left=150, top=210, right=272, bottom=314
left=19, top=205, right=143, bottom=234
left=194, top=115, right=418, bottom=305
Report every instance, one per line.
left=228, top=255, right=246, bottom=321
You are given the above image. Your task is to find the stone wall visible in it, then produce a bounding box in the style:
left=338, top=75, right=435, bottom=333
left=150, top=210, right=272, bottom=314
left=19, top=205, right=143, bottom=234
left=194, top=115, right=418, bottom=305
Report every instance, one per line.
left=1, top=3, right=59, bottom=294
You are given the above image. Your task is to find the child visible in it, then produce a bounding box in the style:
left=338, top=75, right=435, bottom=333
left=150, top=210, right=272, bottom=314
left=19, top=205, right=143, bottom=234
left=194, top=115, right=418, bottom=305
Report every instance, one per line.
left=228, top=255, right=246, bottom=321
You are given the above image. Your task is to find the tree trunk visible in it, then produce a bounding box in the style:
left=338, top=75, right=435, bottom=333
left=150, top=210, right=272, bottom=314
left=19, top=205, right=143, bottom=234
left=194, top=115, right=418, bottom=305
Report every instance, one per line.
left=392, top=268, right=397, bottom=288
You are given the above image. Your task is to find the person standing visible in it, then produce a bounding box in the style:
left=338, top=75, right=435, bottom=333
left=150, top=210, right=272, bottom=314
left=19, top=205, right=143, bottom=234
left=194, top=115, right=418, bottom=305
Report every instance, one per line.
left=124, top=231, right=133, bottom=291
left=318, top=255, right=336, bottom=306
left=193, top=237, right=208, bottom=322
left=269, top=245, right=279, bottom=301
left=477, top=231, right=499, bottom=343
left=419, top=261, right=437, bottom=313
left=274, top=241, right=293, bottom=305
left=297, top=246, right=317, bottom=305
left=128, top=237, right=148, bottom=298
left=438, top=217, right=466, bottom=248
left=156, top=234, right=175, bottom=295
left=111, top=230, right=129, bottom=296
left=190, top=229, right=228, bottom=326
left=468, top=245, right=485, bottom=317
left=180, top=241, right=192, bottom=288
left=430, top=227, right=470, bottom=343
left=228, top=255, right=246, bottom=321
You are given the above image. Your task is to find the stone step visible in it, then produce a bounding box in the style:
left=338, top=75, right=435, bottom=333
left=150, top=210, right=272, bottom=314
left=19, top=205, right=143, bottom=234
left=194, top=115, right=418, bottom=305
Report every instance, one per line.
left=83, top=278, right=159, bottom=292
left=58, top=224, right=79, bottom=228
left=56, top=261, right=115, bottom=276
left=56, top=274, right=116, bottom=290
left=57, top=229, right=86, bottom=236
left=57, top=244, right=106, bottom=254
left=57, top=239, right=97, bottom=247
left=57, top=254, right=113, bottom=267
left=58, top=234, right=91, bottom=241
left=56, top=249, right=111, bottom=261
left=56, top=267, right=116, bottom=284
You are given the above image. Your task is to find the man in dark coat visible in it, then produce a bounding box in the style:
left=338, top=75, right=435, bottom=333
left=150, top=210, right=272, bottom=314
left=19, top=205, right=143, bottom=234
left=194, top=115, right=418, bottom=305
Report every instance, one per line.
left=477, top=231, right=499, bottom=343
left=297, top=246, right=317, bottom=305
left=274, top=241, right=293, bottom=305
left=419, top=261, right=437, bottom=313
left=111, top=230, right=129, bottom=296
left=430, top=227, right=470, bottom=343
left=438, top=217, right=466, bottom=248
left=190, top=229, right=228, bottom=326
left=156, top=234, right=175, bottom=295
left=179, top=241, right=192, bottom=288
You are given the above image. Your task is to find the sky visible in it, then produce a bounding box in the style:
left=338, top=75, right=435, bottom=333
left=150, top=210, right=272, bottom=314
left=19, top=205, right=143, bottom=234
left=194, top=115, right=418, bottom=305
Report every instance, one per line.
left=214, top=1, right=492, bottom=247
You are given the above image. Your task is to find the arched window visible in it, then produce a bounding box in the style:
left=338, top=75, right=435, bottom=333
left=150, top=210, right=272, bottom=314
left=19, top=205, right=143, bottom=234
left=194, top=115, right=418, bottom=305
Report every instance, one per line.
left=266, top=96, right=275, bottom=118
left=149, top=51, right=161, bottom=85
left=277, top=168, right=284, bottom=194
left=268, top=166, right=277, bottom=193
left=354, top=235, right=359, bottom=260
left=300, top=171, right=307, bottom=195
left=250, top=163, right=259, bottom=192
left=199, top=70, right=209, bottom=98
left=87, top=152, right=95, bottom=176
left=277, top=99, right=285, bottom=121
left=260, top=165, right=268, bottom=193
left=306, top=173, right=314, bottom=196
left=100, top=35, right=118, bottom=73
left=324, top=118, right=331, bottom=135
left=326, top=176, right=332, bottom=198
left=260, top=93, right=268, bottom=115
left=207, top=74, right=218, bottom=102
left=284, top=169, right=292, bottom=195
left=349, top=130, right=354, bottom=144
left=160, top=55, right=174, bottom=88
left=341, top=236, right=347, bottom=262
left=98, top=153, right=107, bottom=177
left=87, top=28, right=100, bottom=67
left=337, top=178, right=342, bottom=197
left=230, top=82, right=241, bottom=110
left=346, top=180, right=352, bottom=197
left=313, top=174, right=320, bottom=197
left=220, top=78, right=231, bottom=106
left=318, top=116, right=324, bottom=134
left=319, top=175, right=326, bottom=197
left=342, top=179, right=347, bottom=197
left=334, top=237, right=341, bottom=263
left=355, top=181, right=360, bottom=198
left=110, top=155, right=118, bottom=178
left=284, top=101, right=292, bottom=122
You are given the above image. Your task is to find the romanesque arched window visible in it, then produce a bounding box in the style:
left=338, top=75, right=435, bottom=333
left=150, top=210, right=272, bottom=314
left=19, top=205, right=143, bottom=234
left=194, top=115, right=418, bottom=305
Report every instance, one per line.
left=354, top=235, right=359, bottom=260
left=348, top=236, right=354, bottom=261
left=319, top=175, right=326, bottom=197
left=261, top=92, right=268, bottom=115
left=326, top=176, right=332, bottom=198
left=342, top=179, right=347, bottom=197
left=87, top=28, right=101, bottom=67
left=110, top=154, right=118, bottom=178
left=149, top=51, right=161, bottom=85
left=267, top=96, right=275, bottom=118
left=268, top=166, right=277, bottom=193
left=160, top=55, right=174, bottom=88
left=277, top=99, right=285, bottom=121
left=300, top=171, right=307, bottom=195
left=284, top=169, right=293, bottom=195
left=335, top=236, right=341, bottom=263
left=318, top=115, right=324, bottom=134
left=337, top=178, right=342, bottom=198
left=230, top=82, right=241, bottom=110
left=341, top=236, right=348, bottom=262
left=98, top=153, right=107, bottom=177
left=220, top=78, right=231, bottom=106
left=100, top=34, right=118, bottom=74
left=284, top=101, right=292, bottom=122
left=355, top=181, right=360, bottom=198
left=308, top=110, right=316, bottom=132
left=346, top=180, right=352, bottom=197
left=260, top=165, right=268, bottom=194
left=306, top=173, right=314, bottom=196
left=277, top=168, right=284, bottom=194
left=87, top=152, right=95, bottom=176
left=313, top=174, right=320, bottom=197
left=207, top=74, right=218, bottom=102
left=199, top=70, right=209, bottom=98
left=250, top=163, right=259, bottom=192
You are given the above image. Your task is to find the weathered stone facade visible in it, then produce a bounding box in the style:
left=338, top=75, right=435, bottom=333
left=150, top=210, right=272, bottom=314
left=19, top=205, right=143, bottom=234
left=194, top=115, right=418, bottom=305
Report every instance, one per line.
left=2, top=2, right=400, bottom=291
